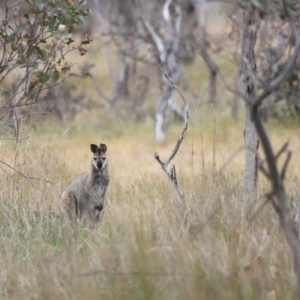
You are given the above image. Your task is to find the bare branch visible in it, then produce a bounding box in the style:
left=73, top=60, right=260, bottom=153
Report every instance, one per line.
left=150, top=48, right=189, bottom=164
left=248, top=192, right=273, bottom=224
left=91, top=76, right=113, bottom=106
left=280, top=150, right=292, bottom=181
left=0, top=159, right=56, bottom=187
left=257, top=157, right=271, bottom=179
left=275, top=141, right=289, bottom=161
left=152, top=50, right=189, bottom=212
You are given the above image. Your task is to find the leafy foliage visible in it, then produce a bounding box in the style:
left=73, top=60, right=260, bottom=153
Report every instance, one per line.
left=0, top=0, right=92, bottom=138
left=0, top=0, right=90, bottom=76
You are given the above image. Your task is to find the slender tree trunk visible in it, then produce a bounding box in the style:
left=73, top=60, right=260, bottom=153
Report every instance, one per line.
left=11, top=68, right=33, bottom=142
left=242, top=6, right=260, bottom=203
left=113, top=55, right=130, bottom=101
left=208, top=67, right=217, bottom=104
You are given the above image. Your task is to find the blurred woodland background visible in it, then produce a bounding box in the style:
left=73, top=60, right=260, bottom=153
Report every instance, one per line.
left=2, top=0, right=300, bottom=299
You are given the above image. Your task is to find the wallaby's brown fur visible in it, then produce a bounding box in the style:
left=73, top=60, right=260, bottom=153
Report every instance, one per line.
left=62, top=143, right=110, bottom=227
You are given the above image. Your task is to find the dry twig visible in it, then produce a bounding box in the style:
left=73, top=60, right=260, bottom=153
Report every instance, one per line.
left=151, top=49, right=189, bottom=215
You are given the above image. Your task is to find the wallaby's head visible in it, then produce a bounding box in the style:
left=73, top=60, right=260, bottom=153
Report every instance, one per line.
left=90, top=143, right=107, bottom=170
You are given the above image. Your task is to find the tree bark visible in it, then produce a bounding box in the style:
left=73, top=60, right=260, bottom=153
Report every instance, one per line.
left=242, top=6, right=260, bottom=203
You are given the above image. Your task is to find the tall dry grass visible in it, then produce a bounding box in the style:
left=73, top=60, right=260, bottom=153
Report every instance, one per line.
left=1, top=110, right=300, bottom=300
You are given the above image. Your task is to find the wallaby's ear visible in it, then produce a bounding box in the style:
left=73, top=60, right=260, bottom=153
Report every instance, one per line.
left=99, top=143, right=107, bottom=153
left=90, top=144, right=99, bottom=153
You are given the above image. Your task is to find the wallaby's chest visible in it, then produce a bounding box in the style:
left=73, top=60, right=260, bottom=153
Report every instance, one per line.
left=92, top=174, right=109, bottom=198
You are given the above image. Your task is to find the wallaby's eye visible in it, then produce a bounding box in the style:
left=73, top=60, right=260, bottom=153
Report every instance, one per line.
left=102, top=157, right=106, bottom=161
left=93, top=157, right=97, bottom=161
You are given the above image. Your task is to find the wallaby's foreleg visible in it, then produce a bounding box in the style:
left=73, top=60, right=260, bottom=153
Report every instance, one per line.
left=88, top=204, right=104, bottom=229
left=94, top=204, right=104, bottom=223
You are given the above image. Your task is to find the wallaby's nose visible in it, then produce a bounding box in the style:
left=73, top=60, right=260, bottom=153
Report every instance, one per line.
left=97, top=162, right=103, bottom=169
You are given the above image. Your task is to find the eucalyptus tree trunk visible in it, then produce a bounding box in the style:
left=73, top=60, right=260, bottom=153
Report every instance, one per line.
left=242, top=6, right=260, bottom=203
left=143, top=0, right=184, bottom=142
left=155, top=52, right=181, bottom=142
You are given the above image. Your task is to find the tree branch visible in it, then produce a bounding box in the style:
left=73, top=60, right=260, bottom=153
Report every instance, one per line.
left=153, top=52, right=189, bottom=213
left=275, top=141, right=289, bottom=161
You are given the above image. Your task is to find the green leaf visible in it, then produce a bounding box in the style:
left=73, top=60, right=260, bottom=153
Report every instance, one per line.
left=34, top=46, right=46, bottom=58
left=79, top=9, right=90, bottom=17
left=251, top=0, right=263, bottom=7
left=82, top=71, right=92, bottom=78
left=47, top=18, right=56, bottom=31
left=29, top=60, right=39, bottom=69
left=39, top=73, right=50, bottom=84
left=20, top=53, right=26, bottom=63
left=31, top=9, right=42, bottom=15
left=1, top=19, right=9, bottom=26
left=34, top=0, right=44, bottom=9
left=52, top=70, right=60, bottom=81
left=16, top=23, right=26, bottom=32
left=28, top=14, right=35, bottom=25
left=11, top=44, right=17, bottom=52
left=76, top=16, right=85, bottom=26
left=65, top=38, right=75, bottom=45
left=6, top=32, right=16, bottom=43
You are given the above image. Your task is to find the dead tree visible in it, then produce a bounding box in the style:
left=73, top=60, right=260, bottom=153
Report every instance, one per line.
left=248, top=1, right=300, bottom=297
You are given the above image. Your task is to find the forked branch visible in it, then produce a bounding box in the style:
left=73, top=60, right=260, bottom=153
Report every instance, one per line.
left=153, top=55, right=189, bottom=214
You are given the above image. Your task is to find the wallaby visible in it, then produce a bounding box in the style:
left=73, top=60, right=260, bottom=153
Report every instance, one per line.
left=62, top=143, right=110, bottom=227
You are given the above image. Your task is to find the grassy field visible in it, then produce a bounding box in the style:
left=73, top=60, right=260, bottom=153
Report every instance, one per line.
left=1, top=10, right=300, bottom=298
left=1, top=105, right=300, bottom=299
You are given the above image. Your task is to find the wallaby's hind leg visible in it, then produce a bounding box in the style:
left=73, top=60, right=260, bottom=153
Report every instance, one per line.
left=65, top=192, right=81, bottom=219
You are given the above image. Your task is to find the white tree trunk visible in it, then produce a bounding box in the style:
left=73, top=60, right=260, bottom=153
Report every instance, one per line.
left=242, top=7, right=260, bottom=203
left=155, top=113, right=166, bottom=142
left=144, top=1, right=183, bottom=142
